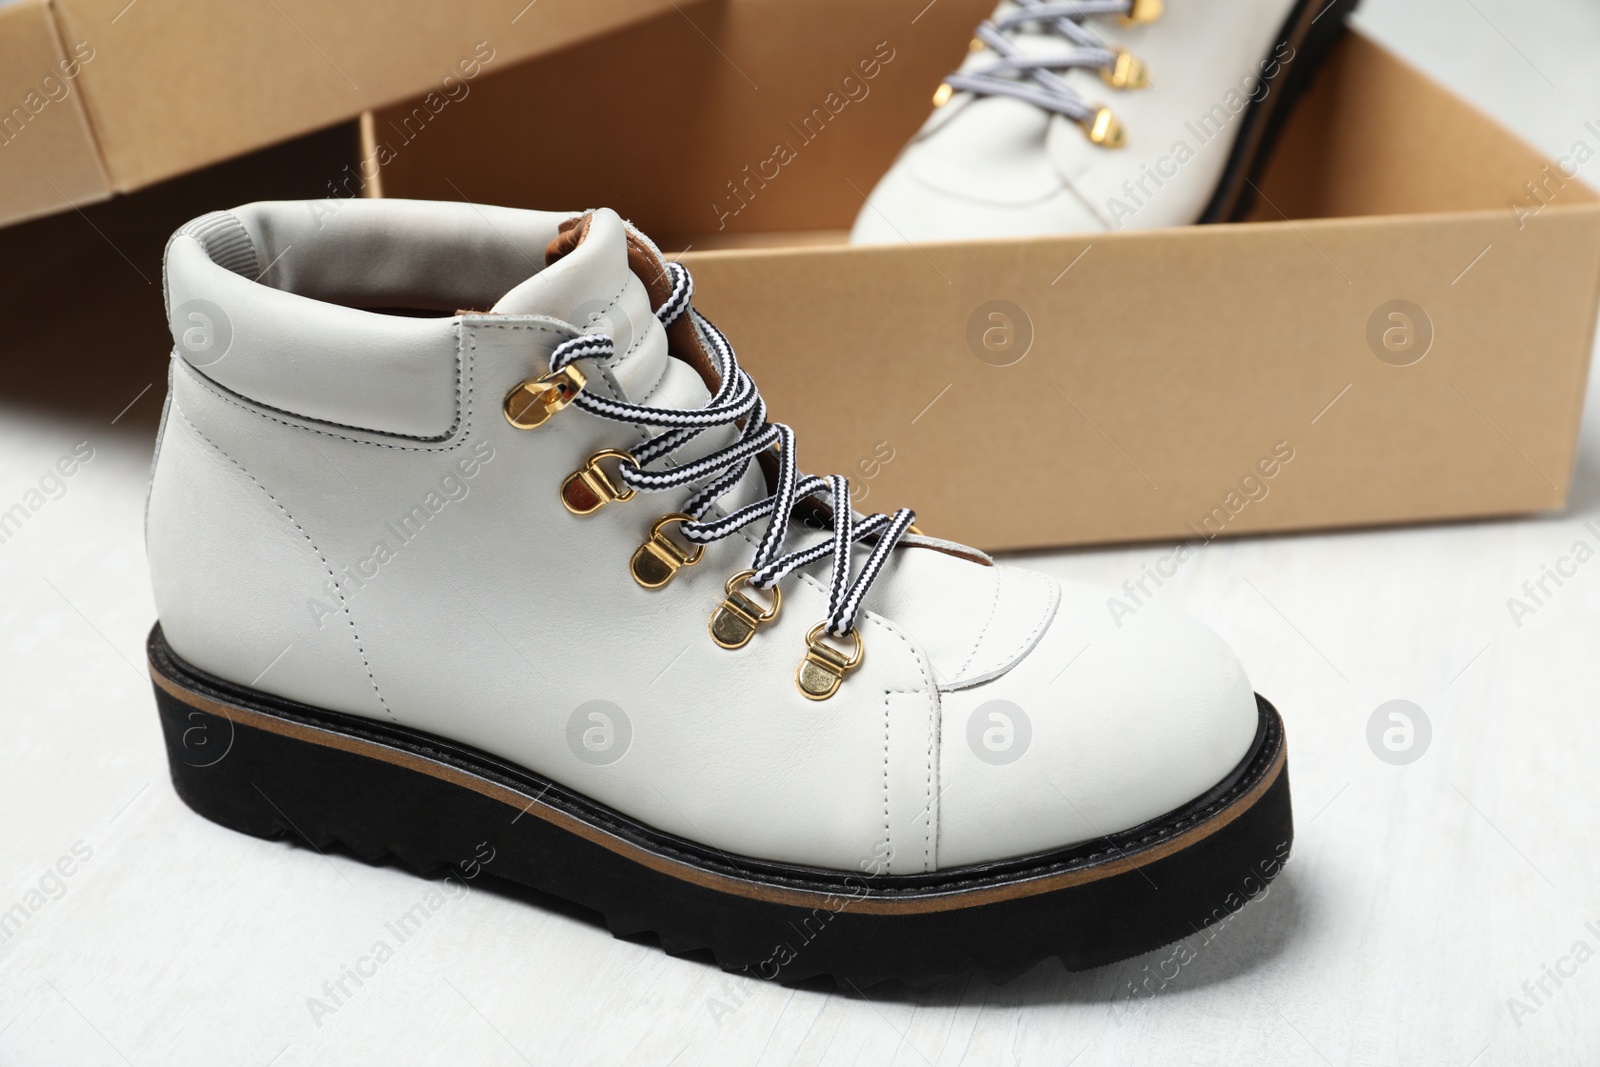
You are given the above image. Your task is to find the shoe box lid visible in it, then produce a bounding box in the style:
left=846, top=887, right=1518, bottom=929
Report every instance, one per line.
left=0, top=0, right=690, bottom=229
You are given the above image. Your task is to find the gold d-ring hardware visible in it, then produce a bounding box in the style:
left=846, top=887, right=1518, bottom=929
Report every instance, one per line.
left=503, top=365, right=586, bottom=429
left=630, top=514, right=704, bottom=589
left=1119, top=0, right=1163, bottom=25
left=561, top=449, right=636, bottom=516
left=1081, top=106, right=1125, bottom=148
left=796, top=624, right=863, bottom=701
left=709, top=570, right=782, bottom=650
left=1099, top=48, right=1150, bottom=89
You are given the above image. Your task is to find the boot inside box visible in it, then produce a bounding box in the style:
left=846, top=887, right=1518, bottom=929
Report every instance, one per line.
left=366, top=0, right=1597, bottom=247
left=362, top=0, right=1600, bottom=551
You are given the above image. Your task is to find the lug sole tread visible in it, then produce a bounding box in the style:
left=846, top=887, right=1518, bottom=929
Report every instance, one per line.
left=149, top=623, right=1294, bottom=989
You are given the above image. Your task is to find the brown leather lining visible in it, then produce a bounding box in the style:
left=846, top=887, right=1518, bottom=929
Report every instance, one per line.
left=151, top=660, right=1284, bottom=915
left=544, top=210, right=722, bottom=393
left=543, top=211, right=592, bottom=263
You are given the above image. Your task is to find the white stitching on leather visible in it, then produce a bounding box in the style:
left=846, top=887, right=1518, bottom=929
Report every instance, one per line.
left=992, top=576, right=1062, bottom=675
left=174, top=407, right=397, bottom=722
left=940, top=573, right=1061, bottom=693
left=176, top=312, right=467, bottom=444
left=953, top=568, right=1005, bottom=681
left=925, top=691, right=936, bottom=873
left=566, top=269, right=670, bottom=408
left=173, top=317, right=499, bottom=452
left=871, top=612, right=938, bottom=874
left=882, top=690, right=892, bottom=873
left=881, top=683, right=940, bottom=876
left=871, top=616, right=935, bottom=698
left=882, top=615, right=938, bottom=873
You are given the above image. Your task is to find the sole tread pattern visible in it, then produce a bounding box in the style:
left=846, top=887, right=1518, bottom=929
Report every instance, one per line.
left=150, top=624, right=1293, bottom=988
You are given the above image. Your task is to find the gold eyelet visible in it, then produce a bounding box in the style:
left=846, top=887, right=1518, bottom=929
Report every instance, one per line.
left=1081, top=106, right=1125, bottom=148
left=1099, top=48, right=1150, bottom=89
left=796, top=624, right=864, bottom=701
left=630, top=514, right=704, bottom=589
left=1119, top=0, right=1163, bottom=25
left=561, top=449, right=636, bottom=515
left=932, top=83, right=954, bottom=107
left=710, top=570, right=782, bottom=650
left=504, top=365, right=586, bottom=429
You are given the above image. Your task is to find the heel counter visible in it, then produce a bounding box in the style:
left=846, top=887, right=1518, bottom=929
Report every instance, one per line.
left=144, top=359, right=176, bottom=550
left=146, top=388, right=390, bottom=721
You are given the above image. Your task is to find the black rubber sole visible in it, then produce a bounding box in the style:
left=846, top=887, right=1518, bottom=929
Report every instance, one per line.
left=148, top=623, right=1293, bottom=988
left=1197, top=0, right=1363, bottom=224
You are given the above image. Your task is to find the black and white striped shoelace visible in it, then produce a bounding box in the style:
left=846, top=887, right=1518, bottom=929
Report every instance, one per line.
left=944, top=0, right=1136, bottom=124
left=545, top=260, right=916, bottom=639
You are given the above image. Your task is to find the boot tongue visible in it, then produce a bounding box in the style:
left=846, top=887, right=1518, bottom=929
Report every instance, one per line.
left=492, top=213, right=1034, bottom=679
left=491, top=208, right=761, bottom=510
left=490, top=208, right=670, bottom=405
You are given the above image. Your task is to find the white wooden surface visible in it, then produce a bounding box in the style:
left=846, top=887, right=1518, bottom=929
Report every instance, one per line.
left=3, top=2, right=1598, bottom=1063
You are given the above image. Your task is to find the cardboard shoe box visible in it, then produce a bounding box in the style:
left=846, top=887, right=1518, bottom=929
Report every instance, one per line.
left=0, top=0, right=692, bottom=229
left=366, top=0, right=1600, bottom=552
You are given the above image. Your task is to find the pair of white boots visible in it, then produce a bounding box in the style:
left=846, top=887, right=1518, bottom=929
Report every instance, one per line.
left=144, top=0, right=1347, bottom=986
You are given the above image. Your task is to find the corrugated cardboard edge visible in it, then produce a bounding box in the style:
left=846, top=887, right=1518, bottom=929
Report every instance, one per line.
left=0, top=0, right=111, bottom=225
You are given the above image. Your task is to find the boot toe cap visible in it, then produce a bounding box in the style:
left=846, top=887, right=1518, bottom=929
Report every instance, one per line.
left=849, top=141, right=1108, bottom=244
left=934, top=580, right=1261, bottom=869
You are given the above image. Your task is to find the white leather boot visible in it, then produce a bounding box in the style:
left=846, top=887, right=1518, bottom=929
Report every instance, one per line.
left=146, top=199, right=1291, bottom=985
left=851, top=0, right=1359, bottom=244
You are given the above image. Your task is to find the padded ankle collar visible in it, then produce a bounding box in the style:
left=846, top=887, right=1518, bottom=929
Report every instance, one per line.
left=163, top=199, right=577, bottom=438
